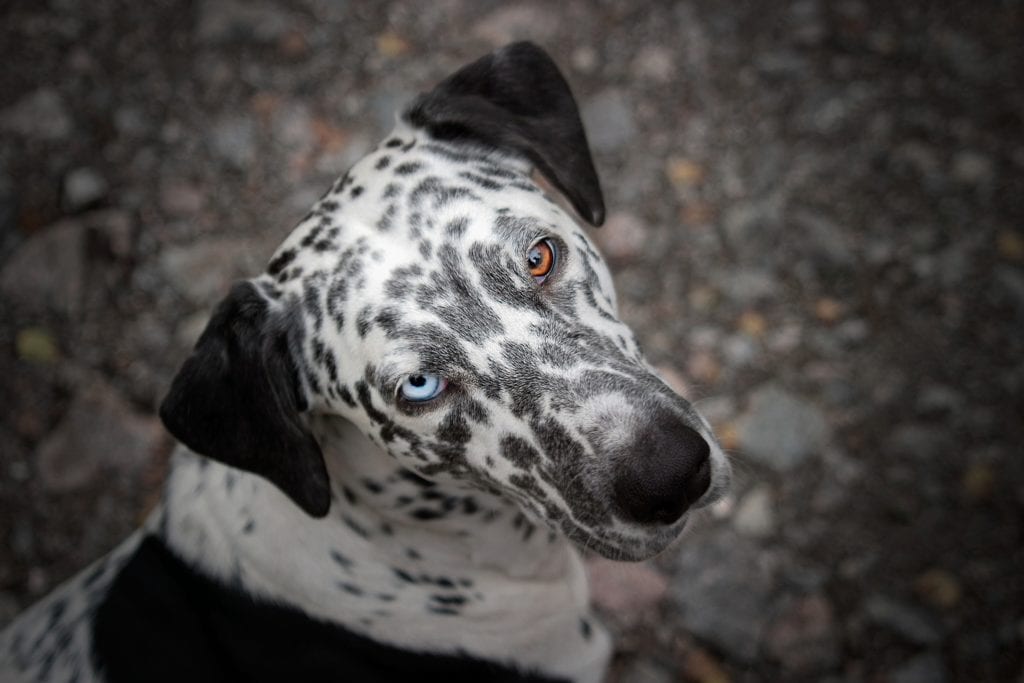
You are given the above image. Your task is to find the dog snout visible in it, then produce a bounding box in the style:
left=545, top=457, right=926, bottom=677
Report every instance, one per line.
left=612, top=417, right=711, bottom=526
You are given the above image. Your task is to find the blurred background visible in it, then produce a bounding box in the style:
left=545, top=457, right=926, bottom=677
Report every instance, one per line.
left=1, top=1, right=1021, bottom=681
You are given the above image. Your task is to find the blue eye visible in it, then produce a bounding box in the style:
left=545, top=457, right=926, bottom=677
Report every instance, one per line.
left=399, top=374, right=447, bottom=402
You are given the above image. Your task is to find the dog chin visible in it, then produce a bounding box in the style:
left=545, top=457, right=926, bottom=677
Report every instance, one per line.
left=565, top=517, right=689, bottom=562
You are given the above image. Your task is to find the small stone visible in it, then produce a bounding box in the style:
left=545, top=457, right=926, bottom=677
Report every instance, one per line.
left=471, top=4, right=560, bottom=46
left=160, top=179, right=206, bottom=215
left=587, top=558, right=669, bottom=621
left=375, top=31, right=411, bottom=58
left=764, top=594, right=840, bottom=673
left=159, top=237, right=265, bottom=305
left=962, top=462, right=995, bottom=502
left=864, top=595, right=943, bottom=645
left=571, top=46, right=598, bottom=73
left=15, top=328, right=59, bottom=364
left=654, top=365, right=690, bottom=398
left=996, top=230, right=1024, bottom=262
left=208, top=115, right=257, bottom=169
left=889, top=652, right=948, bottom=683
left=196, top=0, right=293, bottom=43
left=681, top=646, right=731, bottom=683
left=951, top=150, right=994, bottom=185
left=673, top=532, right=777, bottom=661
left=34, top=381, right=164, bottom=493
left=686, top=350, right=721, bottom=385
left=631, top=46, right=676, bottom=83
left=733, top=486, right=775, bottom=538
left=996, top=266, right=1024, bottom=312
left=680, top=201, right=716, bottom=226
left=63, top=167, right=108, bottom=210
left=737, top=384, right=830, bottom=471
left=581, top=89, right=637, bottom=153
left=666, top=157, right=705, bottom=187
left=596, top=211, right=649, bottom=260
left=738, top=310, right=767, bottom=337
left=0, top=88, right=72, bottom=140
left=814, top=298, right=844, bottom=323
left=713, top=268, right=779, bottom=305
left=616, top=657, right=675, bottom=683
left=915, top=569, right=962, bottom=610
left=0, top=219, right=85, bottom=316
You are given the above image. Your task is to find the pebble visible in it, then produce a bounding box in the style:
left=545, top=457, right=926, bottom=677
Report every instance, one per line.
left=732, top=485, right=775, bottom=538
left=208, top=115, right=257, bottom=170
left=615, top=657, right=675, bottom=683
left=196, top=0, right=293, bottom=43
left=63, top=167, right=108, bottom=210
left=15, top=328, right=59, bottom=364
left=631, top=46, right=676, bottom=83
left=581, top=89, right=637, bottom=153
left=763, top=593, right=840, bottom=673
left=951, top=150, right=994, bottom=186
left=915, top=569, right=962, bottom=610
left=864, top=595, right=943, bottom=645
left=34, top=381, right=164, bottom=493
left=158, top=237, right=265, bottom=305
left=471, top=4, right=560, bottom=46
left=673, top=532, right=777, bottom=661
left=889, top=652, right=948, bottom=683
left=596, top=211, right=649, bottom=261
left=736, top=383, right=830, bottom=471
left=159, top=179, right=206, bottom=215
left=0, top=219, right=85, bottom=316
left=0, top=88, right=73, bottom=140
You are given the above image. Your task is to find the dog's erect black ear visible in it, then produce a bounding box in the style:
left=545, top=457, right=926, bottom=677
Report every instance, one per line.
left=404, top=41, right=605, bottom=227
left=159, top=282, right=330, bottom=518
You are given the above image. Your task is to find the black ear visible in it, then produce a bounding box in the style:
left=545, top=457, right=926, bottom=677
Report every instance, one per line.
left=404, top=41, right=605, bottom=226
left=159, top=282, right=330, bottom=517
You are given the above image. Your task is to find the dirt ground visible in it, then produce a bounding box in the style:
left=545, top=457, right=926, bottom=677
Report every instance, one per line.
left=1, top=1, right=1022, bottom=681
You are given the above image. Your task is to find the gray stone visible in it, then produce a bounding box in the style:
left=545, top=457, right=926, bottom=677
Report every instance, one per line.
left=159, top=237, right=266, bottom=305
left=0, top=219, right=86, bottom=316
left=951, top=150, right=994, bottom=186
left=864, top=595, right=943, bottom=645
left=733, top=485, right=776, bottom=538
left=196, top=0, right=293, bottom=43
left=208, top=116, right=257, bottom=170
left=0, top=88, right=73, bottom=140
left=35, top=381, right=164, bottom=493
left=631, top=46, right=676, bottom=82
left=672, top=531, right=778, bottom=661
left=713, top=268, right=780, bottom=305
left=581, top=89, right=637, bottom=153
left=63, top=167, right=108, bottom=210
left=471, top=4, right=560, bottom=46
left=737, top=384, right=831, bottom=470
left=764, top=593, right=840, bottom=673
left=889, top=652, right=948, bottom=683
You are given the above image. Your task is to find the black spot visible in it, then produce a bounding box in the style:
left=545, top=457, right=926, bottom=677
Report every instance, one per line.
left=362, top=478, right=383, bottom=494
left=267, top=248, right=297, bottom=276
left=501, top=435, right=541, bottom=469
left=394, top=161, right=423, bottom=175
left=342, top=515, right=371, bottom=539
left=384, top=138, right=403, bottom=148
left=375, top=156, right=391, bottom=170
left=437, top=410, right=471, bottom=445
left=393, top=567, right=417, bottom=583
left=445, top=216, right=469, bottom=237
left=350, top=186, right=364, bottom=199
left=356, top=381, right=389, bottom=425
left=427, top=606, right=460, bottom=616
left=580, top=618, right=592, bottom=640
left=431, top=594, right=468, bottom=606
left=410, top=508, right=443, bottom=521
left=337, top=582, right=364, bottom=596
left=242, top=519, right=255, bottom=534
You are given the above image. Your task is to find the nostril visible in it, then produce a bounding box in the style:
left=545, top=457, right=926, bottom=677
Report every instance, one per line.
left=612, top=422, right=712, bottom=526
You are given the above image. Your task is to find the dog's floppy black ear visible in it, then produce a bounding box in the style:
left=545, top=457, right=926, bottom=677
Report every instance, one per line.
left=404, top=41, right=605, bottom=226
left=160, top=282, right=330, bottom=517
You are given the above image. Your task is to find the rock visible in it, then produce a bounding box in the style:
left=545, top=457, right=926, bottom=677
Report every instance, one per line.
left=159, top=237, right=265, bottom=305
left=208, top=115, right=257, bottom=170
left=995, top=266, right=1024, bottom=313
left=63, top=167, right=108, bottom=210
left=713, top=268, right=779, bottom=305
left=737, top=384, right=830, bottom=471
left=915, top=569, right=962, bottom=610
left=631, top=46, right=676, bottom=82
left=596, top=211, right=649, bottom=260
left=587, top=558, right=669, bottom=621
left=0, top=219, right=86, bottom=316
left=764, top=594, right=840, bottom=673
left=15, top=328, right=59, bottom=364
left=672, top=531, right=777, bottom=661
left=581, top=89, right=637, bottom=153
left=616, top=657, right=675, bottom=683
left=889, top=652, right=948, bottom=683
left=733, top=485, right=775, bottom=538
left=680, top=646, right=730, bottom=683
left=471, top=4, right=560, bottom=46
left=196, top=0, right=293, bottom=43
left=0, top=88, right=72, bottom=140
left=34, top=382, right=164, bottom=493
left=864, top=595, right=943, bottom=645
left=159, top=179, right=206, bottom=215
left=951, top=150, right=994, bottom=186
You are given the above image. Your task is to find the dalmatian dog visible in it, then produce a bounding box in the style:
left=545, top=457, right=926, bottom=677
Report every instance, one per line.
left=0, top=42, right=729, bottom=683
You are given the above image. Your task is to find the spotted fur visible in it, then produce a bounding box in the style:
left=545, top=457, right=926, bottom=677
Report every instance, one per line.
left=0, top=43, right=729, bottom=683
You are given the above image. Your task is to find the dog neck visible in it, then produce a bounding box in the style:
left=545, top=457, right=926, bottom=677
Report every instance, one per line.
left=155, top=415, right=610, bottom=681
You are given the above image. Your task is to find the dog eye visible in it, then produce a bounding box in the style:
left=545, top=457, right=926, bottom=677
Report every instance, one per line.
left=527, top=238, right=558, bottom=284
left=399, top=374, right=447, bottom=402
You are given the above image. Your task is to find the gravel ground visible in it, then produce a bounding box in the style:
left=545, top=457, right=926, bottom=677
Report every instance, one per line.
left=1, top=1, right=1022, bottom=681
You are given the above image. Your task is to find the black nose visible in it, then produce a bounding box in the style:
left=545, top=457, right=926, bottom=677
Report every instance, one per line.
left=612, top=419, right=711, bottom=526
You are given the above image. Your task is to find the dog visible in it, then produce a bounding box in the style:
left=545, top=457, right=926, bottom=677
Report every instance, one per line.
left=0, top=42, right=730, bottom=683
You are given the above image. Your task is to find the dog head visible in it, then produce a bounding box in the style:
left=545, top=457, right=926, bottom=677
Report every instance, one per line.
left=161, top=43, right=730, bottom=561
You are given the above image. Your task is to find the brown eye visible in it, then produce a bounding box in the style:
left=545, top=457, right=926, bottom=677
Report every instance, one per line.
left=527, top=239, right=558, bottom=283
